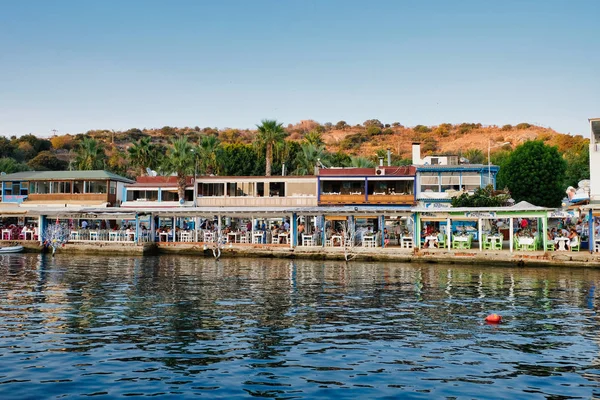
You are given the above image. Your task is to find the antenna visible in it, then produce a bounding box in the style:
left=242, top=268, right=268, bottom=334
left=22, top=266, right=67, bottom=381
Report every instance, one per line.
left=51, top=129, right=58, bottom=136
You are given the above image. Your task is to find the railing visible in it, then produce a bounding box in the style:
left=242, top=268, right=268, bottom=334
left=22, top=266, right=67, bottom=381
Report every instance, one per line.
left=319, top=193, right=414, bottom=205
left=27, top=193, right=110, bottom=201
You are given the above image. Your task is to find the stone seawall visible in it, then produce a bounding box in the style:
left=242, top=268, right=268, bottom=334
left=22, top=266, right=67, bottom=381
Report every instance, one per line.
left=3, top=241, right=600, bottom=267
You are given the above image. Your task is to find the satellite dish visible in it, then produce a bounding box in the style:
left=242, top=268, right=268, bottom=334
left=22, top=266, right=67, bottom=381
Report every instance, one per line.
left=0, top=172, right=6, bottom=176
left=146, top=167, right=152, bottom=175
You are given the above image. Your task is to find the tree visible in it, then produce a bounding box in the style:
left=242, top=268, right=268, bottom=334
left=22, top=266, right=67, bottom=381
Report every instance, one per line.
left=254, top=119, right=286, bottom=177
left=335, top=121, right=348, bottom=130
left=501, top=140, right=566, bottom=207
left=563, top=141, right=590, bottom=188
left=350, top=156, right=375, bottom=168
left=220, top=143, right=265, bottom=176
left=50, top=134, right=74, bottom=150
left=463, top=149, right=485, bottom=164
left=304, top=130, right=324, bottom=147
left=161, top=136, right=194, bottom=202
left=451, top=185, right=511, bottom=207
left=106, top=147, right=129, bottom=176
left=128, top=137, right=159, bottom=176
left=73, top=137, right=106, bottom=170
left=294, top=142, right=329, bottom=175
left=27, top=151, right=68, bottom=171
left=197, top=135, right=221, bottom=175
left=0, top=157, right=30, bottom=173
left=363, top=119, right=383, bottom=128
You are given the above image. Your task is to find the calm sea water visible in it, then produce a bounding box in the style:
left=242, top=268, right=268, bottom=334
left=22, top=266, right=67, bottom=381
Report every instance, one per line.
left=1, top=254, right=600, bottom=399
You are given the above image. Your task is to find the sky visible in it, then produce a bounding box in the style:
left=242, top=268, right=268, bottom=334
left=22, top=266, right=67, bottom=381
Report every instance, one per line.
left=0, top=0, right=599, bottom=137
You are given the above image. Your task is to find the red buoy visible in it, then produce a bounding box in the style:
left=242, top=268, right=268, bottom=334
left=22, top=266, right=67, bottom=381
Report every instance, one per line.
left=485, top=314, right=502, bottom=323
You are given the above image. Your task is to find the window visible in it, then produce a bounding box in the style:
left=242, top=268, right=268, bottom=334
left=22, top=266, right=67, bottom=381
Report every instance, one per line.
left=368, top=180, right=413, bottom=195
left=462, top=173, right=481, bottom=191
left=226, top=182, right=255, bottom=197
left=288, top=182, right=316, bottom=196
left=126, top=190, right=158, bottom=201
left=256, top=182, right=265, bottom=197
left=86, top=181, right=107, bottom=194
left=200, top=183, right=224, bottom=196
left=269, top=182, right=285, bottom=197
left=30, top=181, right=50, bottom=194
left=109, top=181, right=117, bottom=195
left=19, top=182, right=28, bottom=196
left=161, top=190, right=178, bottom=202
left=420, top=173, right=439, bottom=192
left=440, top=173, right=460, bottom=192
left=73, top=181, right=83, bottom=194
left=12, top=182, right=20, bottom=195
left=185, top=189, right=193, bottom=201
left=51, top=181, right=72, bottom=194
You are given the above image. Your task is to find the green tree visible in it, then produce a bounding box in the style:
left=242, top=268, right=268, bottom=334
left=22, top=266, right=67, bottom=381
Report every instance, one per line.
left=294, top=142, right=329, bottom=175
left=220, top=143, right=265, bottom=176
left=501, top=140, right=566, bottom=207
left=304, top=130, right=324, bottom=147
left=350, top=156, right=375, bottom=168
left=27, top=151, right=68, bottom=171
left=0, top=157, right=30, bottom=173
left=330, top=151, right=351, bottom=167
left=128, top=136, right=160, bottom=176
left=451, top=185, right=510, bottom=207
left=161, top=136, right=195, bottom=202
left=463, top=148, right=485, bottom=164
left=197, top=135, right=221, bottom=175
left=73, top=137, right=106, bottom=170
left=254, top=119, right=286, bottom=176
left=563, top=141, right=590, bottom=188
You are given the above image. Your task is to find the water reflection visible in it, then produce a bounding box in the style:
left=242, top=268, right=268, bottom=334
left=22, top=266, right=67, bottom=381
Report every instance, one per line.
left=0, top=254, right=599, bottom=398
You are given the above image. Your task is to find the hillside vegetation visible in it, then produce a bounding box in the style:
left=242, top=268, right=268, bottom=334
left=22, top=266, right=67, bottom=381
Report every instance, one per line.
left=0, top=120, right=590, bottom=189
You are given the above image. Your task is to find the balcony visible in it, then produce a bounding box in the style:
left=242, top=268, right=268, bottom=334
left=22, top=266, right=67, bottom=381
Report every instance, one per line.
left=26, top=193, right=116, bottom=204
left=319, top=193, right=414, bottom=205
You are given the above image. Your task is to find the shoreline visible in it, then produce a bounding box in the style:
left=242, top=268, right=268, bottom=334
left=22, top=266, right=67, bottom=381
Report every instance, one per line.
left=7, top=240, right=600, bottom=268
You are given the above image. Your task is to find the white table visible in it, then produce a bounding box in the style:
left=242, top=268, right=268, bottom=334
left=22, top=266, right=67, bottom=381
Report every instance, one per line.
left=303, top=236, right=315, bottom=246
left=425, top=235, right=438, bottom=248
left=330, top=235, right=342, bottom=246
left=227, top=232, right=240, bottom=243
left=1, top=229, right=12, bottom=240
left=158, top=232, right=169, bottom=242
left=555, top=237, right=569, bottom=251
left=401, top=236, right=413, bottom=248
left=278, top=233, right=289, bottom=244
left=109, top=231, right=121, bottom=241
left=22, top=230, right=34, bottom=240
left=125, top=232, right=135, bottom=241
left=362, top=236, right=376, bottom=247
left=90, top=231, right=98, bottom=241
left=180, top=231, right=193, bottom=242
left=70, top=231, right=80, bottom=241
left=253, top=232, right=264, bottom=244
left=203, top=232, right=214, bottom=242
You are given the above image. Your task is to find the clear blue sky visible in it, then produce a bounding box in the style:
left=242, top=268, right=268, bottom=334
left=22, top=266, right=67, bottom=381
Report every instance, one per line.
left=1, top=0, right=598, bottom=137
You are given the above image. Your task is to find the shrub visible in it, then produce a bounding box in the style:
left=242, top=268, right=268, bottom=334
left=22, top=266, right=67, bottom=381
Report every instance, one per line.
left=392, top=122, right=402, bottom=127
left=516, top=122, right=532, bottom=130
left=413, top=125, right=431, bottom=133
left=51, top=134, right=74, bottom=150
left=366, top=125, right=383, bottom=136
left=363, top=119, right=383, bottom=128
left=382, top=128, right=394, bottom=135
left=501, top=124, right=513, bottom=131
left=433, top=123, right=452, bottom=137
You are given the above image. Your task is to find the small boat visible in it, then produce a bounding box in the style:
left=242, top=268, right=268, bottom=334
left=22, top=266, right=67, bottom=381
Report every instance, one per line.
left=0, top=245, right=24, bottom=254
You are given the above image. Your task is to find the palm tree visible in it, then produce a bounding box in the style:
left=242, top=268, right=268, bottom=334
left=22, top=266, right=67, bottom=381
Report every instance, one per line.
left=294, top=142, right=329, bottom=175
left=304, top=130, right=324, bottom=147
left=254, top=119, right=286, bottom=176
left=463, top=148, right=485, bottom=164
left=350, top=156, right=375, bottom=168
left=73, top=137, right=106, bottom=170
left=128, top=137, right=159, bottom=176
left=162, top=136, right=194, bottom=202
left=197, top=135, right=220, bottom=175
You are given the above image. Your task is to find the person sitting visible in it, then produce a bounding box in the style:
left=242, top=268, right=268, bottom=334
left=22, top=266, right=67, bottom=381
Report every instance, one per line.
left=383, top=228, right=390, bottom=248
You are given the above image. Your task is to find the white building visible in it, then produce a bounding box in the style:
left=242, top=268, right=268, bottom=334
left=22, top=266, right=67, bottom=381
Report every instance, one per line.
left=590, top=118, right=600, bottom=203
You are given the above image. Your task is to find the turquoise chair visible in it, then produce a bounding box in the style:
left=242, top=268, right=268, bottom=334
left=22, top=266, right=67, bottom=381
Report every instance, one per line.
left=438, top=233, right=446, bottom=248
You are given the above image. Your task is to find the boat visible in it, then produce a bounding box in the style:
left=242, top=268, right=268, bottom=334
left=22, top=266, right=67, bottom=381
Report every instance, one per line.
left=0, top=245, right=24, bottom=254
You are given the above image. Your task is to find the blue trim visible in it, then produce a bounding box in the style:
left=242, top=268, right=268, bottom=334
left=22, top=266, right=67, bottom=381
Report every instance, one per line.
left=364, top=177, right=368, bottom=202
left=317, top=177, right=320, bottom=202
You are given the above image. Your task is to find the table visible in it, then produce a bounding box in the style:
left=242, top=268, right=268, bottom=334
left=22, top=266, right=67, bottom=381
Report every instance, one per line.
left=330, top=235, right=342, bottom=246
left=425, top=235, right=438, bottom=248
left=90, top=231, right=98, bottom=241
left=278, top=233, right=289, bottom=244
left=253, top=232, right=264, bottom=244
left=158, top=232, right=169, bottom=242
left=109, top=231, right=121, bottom=241
left=303, top=235, right=315, bottom=246
left=227, top=232, right=240, bottom=243
left=70, top=231, right=80, bottom=241
left=22, top=230, right=34, bottom=240
left=125, top=232, right=135, bottom=241
left=401, top=236, right=413, bottom=248
left=1, top=229, right=12, bottom=240
left=362, top=235, right=376, bottom=247
left=555, top=237, right=569, bottom=251
left=180, top=231, right=193, bottom=242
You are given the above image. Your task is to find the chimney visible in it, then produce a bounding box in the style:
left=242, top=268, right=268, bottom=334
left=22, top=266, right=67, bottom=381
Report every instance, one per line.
left=387, top=148, right=392, bottom=166
left=412, top=142, right=421, bottom=165
left=378, top=156, right=384, bottom=167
